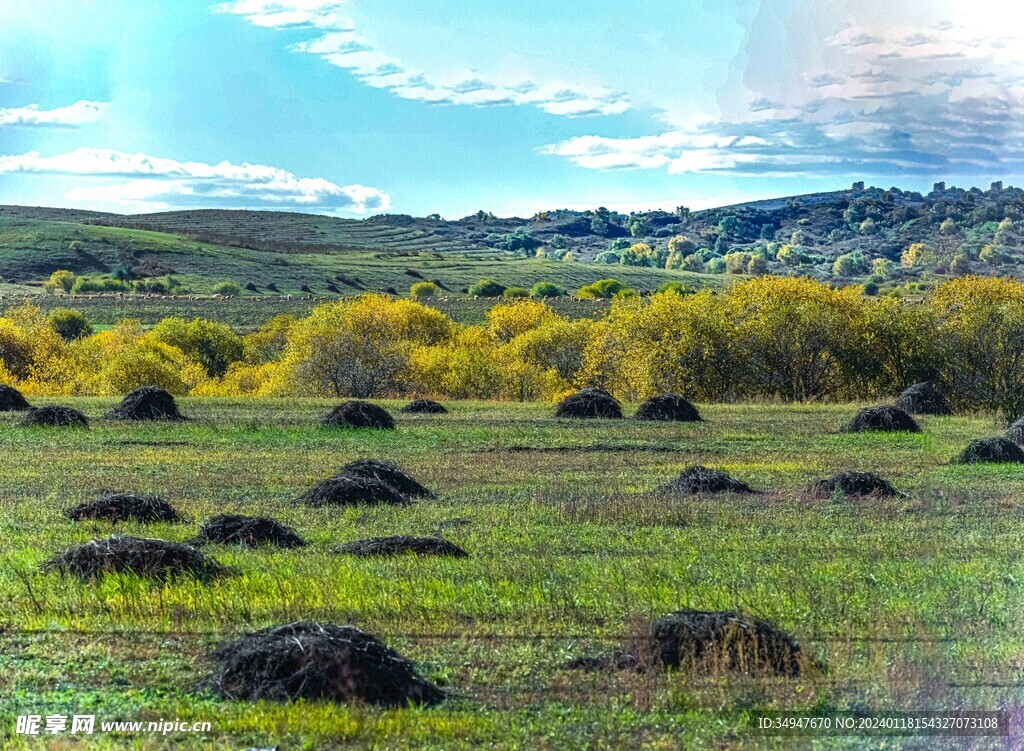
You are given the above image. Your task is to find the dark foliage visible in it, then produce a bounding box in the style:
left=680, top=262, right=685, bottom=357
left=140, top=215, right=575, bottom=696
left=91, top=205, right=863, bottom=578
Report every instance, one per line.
left=335, top=535, right=467, bottom=558
left=298, top=475, right=409, bottom=507
left=952, top=437, right=1024, bottom=464
left=205, top=621, right=444, bottom=706
left=842, top=405, right=921, bottom=433
left=660, top=465, right=756, bottom=494
left=106, top=385, right=187, bottom=421
left=321, top=401, right=396, bottom=429
left=893, top=381, right=952, bottom=416
left=337, top=459, right=433, bottom=499
left=400, top=399, right=448, bottom=414
left=67, top=492, right=182, bottom=523
left=194, top=514, right=305, bottom=548
left=567, top=609, right=807, bottom=676
left=21, top=405, right=89, bottom=427
left=554, top=387, right=622, bottom=419
left=634, top=393, right=702, bottom=422
left=1005, top=416, right=1024, bottom=445
left=0, top=384, right=31, bottom=411
left=810, top=471, right=902, bottom=498
left=42, top=536, right=223, bottom=581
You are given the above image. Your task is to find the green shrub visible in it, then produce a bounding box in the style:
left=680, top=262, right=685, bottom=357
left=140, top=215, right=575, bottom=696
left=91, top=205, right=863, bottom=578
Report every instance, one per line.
left=530, top=282, right=564, bottom=299
left=49, top=308, right=92, bottom=341
left=577, top=279, right=630, bottom=299
left=212, top=281, right=242, bottom=297
left=468, top=279, right=507, bottom=297
left=502, top=287, right=530, bottom=299
left=71, top=276, right=132, bottom=294
left=410, top=281, right=441, bottom=298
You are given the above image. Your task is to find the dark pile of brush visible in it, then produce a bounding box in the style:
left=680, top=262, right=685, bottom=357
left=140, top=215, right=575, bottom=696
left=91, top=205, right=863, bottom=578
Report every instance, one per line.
left=66, top=492, right=182, bottom=523
left=204, top=621, right=444, bottom=706
left=0, top=384, right=31, bottom=411
left=660, top=465, right=756, bottom=495
left=400, top=399, right=448, bottom=414
left=336, top=535, right=467, bottom=558
left=42, top=536, right=224, bottom=581
left=321, top=401, right=395, bottom=429
left=194, top=514, right=305, bottom=548
left=21, top=405, right=89, bottom=427
left=842, top=405, right=920, bottom=433
left=893, top=381, right=952, bottom=416
left=634, top=393, right=702, bottom=422
left=106, top=385, right=187, bottom=421
left=554, top=387, right=622, bottom=419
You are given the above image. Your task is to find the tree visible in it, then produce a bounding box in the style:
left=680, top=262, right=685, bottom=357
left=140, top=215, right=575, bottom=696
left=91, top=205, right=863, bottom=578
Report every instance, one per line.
left=44, top=270, right=76, bottom=294
left=832, top=251, right=869, bottom=277
left=901, top=243, right=931, bottom=268
left=212, top=281, right=242, bottom=296
left=668, top=235, right=696, bottom=256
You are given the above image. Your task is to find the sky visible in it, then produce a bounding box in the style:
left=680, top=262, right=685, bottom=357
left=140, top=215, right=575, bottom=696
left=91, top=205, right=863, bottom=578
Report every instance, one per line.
left=1, top=0, right=1023, bottom=218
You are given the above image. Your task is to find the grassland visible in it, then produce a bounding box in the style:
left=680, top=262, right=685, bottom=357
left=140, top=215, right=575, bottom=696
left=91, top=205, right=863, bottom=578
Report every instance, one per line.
left=0, top=209, right=719, bottom=299
left=2, top=399, right=1022, bottom=749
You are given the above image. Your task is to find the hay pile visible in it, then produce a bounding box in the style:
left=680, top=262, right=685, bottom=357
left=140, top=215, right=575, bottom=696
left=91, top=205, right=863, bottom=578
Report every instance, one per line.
left=338, top=459, right=434, bottom=499
left=893, top=381, right=952, bottom=416
left=107, top=385, right=187, bottom=421
left=401, top=399, right=448, bottom=414
left=660, top=465, right=756, bottom=495
left=21, top=405, right=89, bottom=428
left=0, top=384, right=31, bottom=411
left=810, top=471, right=902, bottom=498
left=842, top=405, right=920, bottom=433
left=1005, top=417, right=1024, bottom=445
left=42, top=536, right=223, bottom=581
left=952, top=437, right=1024, bottom=464
left=568, top=609, right=806, bottom=676
left=298, top=475, right=409, bottom=507
left=322, top=401, right=395, bottom=429
left=554, top=387, right=622, bottom=419
left=194, top=514, right=305, bottom=548
left=205, top=621, right=444, bottom=706
left=634, top=393, right=702, bottom=422
left=67, top=492, right=182, bottom=523
left=336, top=536, right=467, bottom=558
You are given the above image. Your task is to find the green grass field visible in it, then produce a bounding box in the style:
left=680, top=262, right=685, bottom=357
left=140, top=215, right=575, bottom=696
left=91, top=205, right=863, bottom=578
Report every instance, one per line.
left=2, top=399, right=1021, bottom=749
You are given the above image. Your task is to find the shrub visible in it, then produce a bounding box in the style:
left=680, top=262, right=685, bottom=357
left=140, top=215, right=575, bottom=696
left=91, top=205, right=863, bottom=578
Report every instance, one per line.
left=502, top=287, right=530, bottom=299
left=468, top=279, right=506, bottom=297
left=49, top=309, right=92, bottom=341
left=150, top=318, right=243, bottom=378
left=212, top=281, right=242, bottom=296
left=530, top=282, right=564, bottom=299
left=71, top=276, right=132, bottom=294
left=44, top=270, right=76, bottom=293
left=578, top=279, right=629, bottom=299
left=410, top=281, right=440, bottom=298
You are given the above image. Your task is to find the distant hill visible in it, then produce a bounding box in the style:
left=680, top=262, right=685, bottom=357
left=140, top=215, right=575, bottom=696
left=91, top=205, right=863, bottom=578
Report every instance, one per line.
left=1, top=180, right=1021, bottom=296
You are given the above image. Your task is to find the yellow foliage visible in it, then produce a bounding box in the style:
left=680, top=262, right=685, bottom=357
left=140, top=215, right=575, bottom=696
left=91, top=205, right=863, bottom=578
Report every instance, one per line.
left=486, top=299, right=557, bottom=342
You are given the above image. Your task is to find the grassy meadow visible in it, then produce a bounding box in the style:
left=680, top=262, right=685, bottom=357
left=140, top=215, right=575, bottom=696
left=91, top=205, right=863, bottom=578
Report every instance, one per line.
left=2, top=399, right=1023, bottom=748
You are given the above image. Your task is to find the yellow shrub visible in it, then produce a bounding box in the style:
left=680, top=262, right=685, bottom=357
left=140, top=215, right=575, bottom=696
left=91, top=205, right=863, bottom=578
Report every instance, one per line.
left=486, top=300, right=557, bottom=342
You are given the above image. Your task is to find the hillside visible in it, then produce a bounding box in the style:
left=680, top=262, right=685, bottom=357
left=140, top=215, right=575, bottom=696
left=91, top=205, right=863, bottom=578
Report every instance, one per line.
left=2, top=180, right=1022, bottom=298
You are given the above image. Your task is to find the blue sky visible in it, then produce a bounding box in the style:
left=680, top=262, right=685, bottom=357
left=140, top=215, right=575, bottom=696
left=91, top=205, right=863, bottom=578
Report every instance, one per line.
left=1, top=0, right=1022, bottom=218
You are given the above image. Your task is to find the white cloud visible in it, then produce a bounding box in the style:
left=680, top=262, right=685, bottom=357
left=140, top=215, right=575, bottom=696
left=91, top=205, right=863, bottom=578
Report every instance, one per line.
left=0, top=100, right=107, bottom=127
left=0, top=147, right=389, bottom=214
left=544, top=0, right=1024, bottom=179
left=215, top=0, right=629, bottom=117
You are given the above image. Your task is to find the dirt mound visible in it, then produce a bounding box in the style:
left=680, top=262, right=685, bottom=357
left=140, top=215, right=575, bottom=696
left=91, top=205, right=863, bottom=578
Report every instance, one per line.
left=298, top=475, right=409, bottom=507
left=554, top=387, right=622, bottom=419
left=660, top=465, right=756, bottom=494
left=1005, top=417, right=1024, bottom=445
left=568, top=609, right=806, bottom=676
left=400, top=399, right=448, bottom=414
left=107, top=385, right=187, bottom=421
left=336, top=536, right=467, bottom=558
left=634, top=393, right=702, bottom=422
left=952, top=437, right=1024, bottom=464
left=21, top=405, right=89, bottom=428
left=42, top=536, right=223, bottom=581
left=842, top=405, right=920, bottom=433
left=338, top=459, right=433, bottom=499
left=67, top=493, right=182, bottom=523
left=194, top=514, right=305, bottom=548
left=810, top=471, right=902, bottom=498
left=322, top=401, right=395, bottom=429
left=893, top=381, right=952, bottom=416
left=205, top=621, right=444, bottom=706
left=0, top=384, right=31, bottom=411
